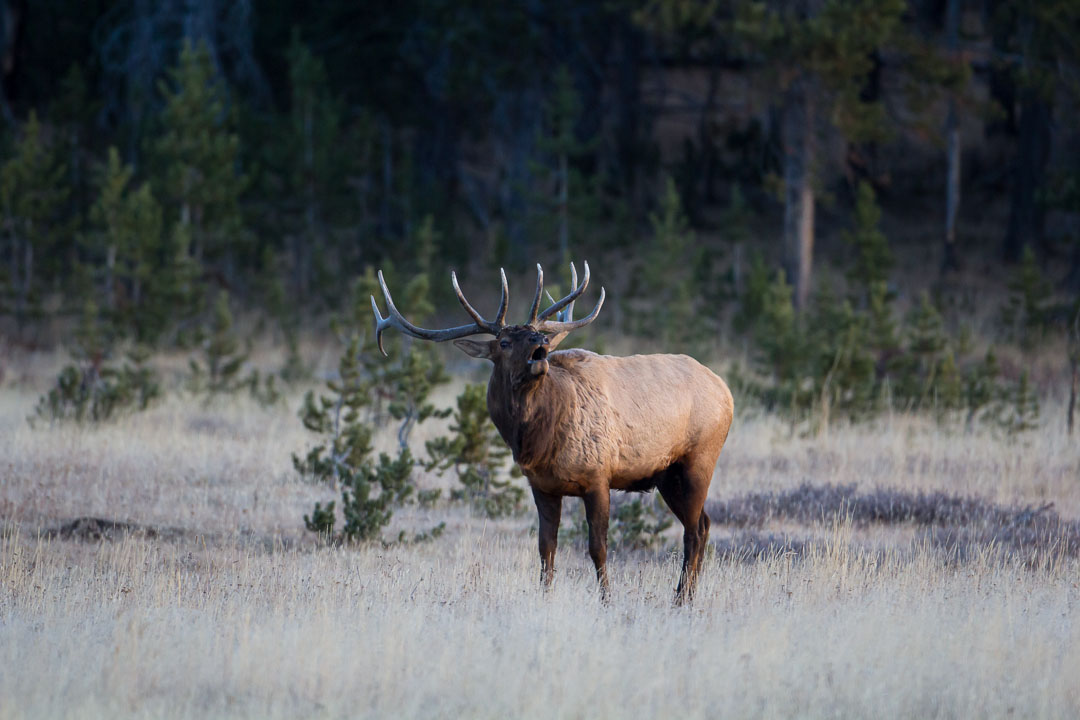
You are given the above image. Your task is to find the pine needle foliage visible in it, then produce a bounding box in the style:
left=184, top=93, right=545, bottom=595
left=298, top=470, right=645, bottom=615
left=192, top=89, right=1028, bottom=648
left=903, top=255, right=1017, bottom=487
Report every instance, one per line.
left=426, top=384, right=524, bottom=518
left=1002, top=246, right=1053, bottom=350
left=843, top=181, right=892, bottom=303
left=32, top=301, right=160, bottom=425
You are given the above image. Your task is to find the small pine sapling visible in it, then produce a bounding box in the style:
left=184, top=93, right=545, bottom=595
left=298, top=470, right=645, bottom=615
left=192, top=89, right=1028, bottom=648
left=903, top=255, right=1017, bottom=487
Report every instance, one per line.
left=560, top=494, right=674, bottom=552
left=897, top=292, right=950, bottom=409
left=733, top=251, right=772, bottom=335
left=843, top=181, right=893, bottom=304
left=188, top=291, right=249, bottom=396
left=387, top=346, right=452, bottom=449
left=293, top=335, right=374, bottom=485
left=33, top=301, right=160, bottom=424
left=188, top=292, right=278, bottom=404
left=296, top=334, right=446, bottom=542
left=997, top=370, right=1041, bottom=434
left=1002, top=246, right=1053, bottom=350
left=964, top=348, right=1003, bottom=428
left=637, top=177, right=704, bottom=351
left=426, top=384, right=524, bottom=518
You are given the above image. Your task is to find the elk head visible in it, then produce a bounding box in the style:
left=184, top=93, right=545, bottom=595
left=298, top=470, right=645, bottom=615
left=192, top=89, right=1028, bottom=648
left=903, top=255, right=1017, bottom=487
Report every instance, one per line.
left=371, top=262, right=605, bottom=389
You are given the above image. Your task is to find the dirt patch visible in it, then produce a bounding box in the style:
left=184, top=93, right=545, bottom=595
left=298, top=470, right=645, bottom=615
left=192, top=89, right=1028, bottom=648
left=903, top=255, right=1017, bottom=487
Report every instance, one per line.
left=47, top=517, right=181, bottom=542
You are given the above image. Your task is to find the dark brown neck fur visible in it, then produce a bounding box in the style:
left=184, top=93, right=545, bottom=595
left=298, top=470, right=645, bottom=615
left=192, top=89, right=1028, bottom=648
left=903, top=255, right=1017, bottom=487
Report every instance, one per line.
left=487, top=361, right=574, bottom=473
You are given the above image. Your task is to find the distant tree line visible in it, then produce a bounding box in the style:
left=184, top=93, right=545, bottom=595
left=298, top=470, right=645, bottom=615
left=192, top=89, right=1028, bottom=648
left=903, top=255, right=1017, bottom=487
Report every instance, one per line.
left=0, top=0, right=1077, bottom=343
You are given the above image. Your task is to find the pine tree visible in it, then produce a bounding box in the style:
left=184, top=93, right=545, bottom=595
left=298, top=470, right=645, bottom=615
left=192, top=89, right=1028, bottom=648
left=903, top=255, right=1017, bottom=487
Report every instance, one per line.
left=33, top=300, right=160, bottom=425
left=0, top=112, right=69, bottom=328
left=426, top=384, right=524, bottom=518
left=153, top=39, right=247, bottom=282
left=638, top=177, right=702, bottom=350
left=843, top=181, right=893, bottom=302
left=282, top=32, right=345, bottom=299
left=295, top=334, right=442, bottom=542
left=732, top=0, right=906, bottom=308
left=387, top=348, right=451, bottom=449
left=1002, top=246, right=1053, bottom=349
left=964, top=348, right=1002, bottom=427
left=188, top=291, right=250, bottom=398
left=898, top=292, right=950, bottom=408
left=538, top=66, right=587, bottom=263
left=997, top=370, right=1040, bottom=433
left=89, top=147, right=163, bottom=336
left=734, top=251, right=772, bottom=335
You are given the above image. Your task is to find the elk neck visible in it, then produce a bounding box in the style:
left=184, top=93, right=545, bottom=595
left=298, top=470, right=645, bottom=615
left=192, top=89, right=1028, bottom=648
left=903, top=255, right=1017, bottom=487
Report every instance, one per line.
left=487, top=362, right=573, bottom=471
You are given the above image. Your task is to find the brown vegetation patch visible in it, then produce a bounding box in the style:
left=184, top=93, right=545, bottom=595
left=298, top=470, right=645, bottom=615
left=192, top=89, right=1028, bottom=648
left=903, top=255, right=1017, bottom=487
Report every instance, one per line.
left=707, top=483, right=1080, bottom=560
left=47, top=516, right=182, bottom=543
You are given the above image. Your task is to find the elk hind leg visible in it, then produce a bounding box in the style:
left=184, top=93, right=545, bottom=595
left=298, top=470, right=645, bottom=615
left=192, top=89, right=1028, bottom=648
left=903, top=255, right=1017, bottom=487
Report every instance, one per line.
left=582, top=489, right=610, bottom=599
left=657, top=460, right=712, bottom=604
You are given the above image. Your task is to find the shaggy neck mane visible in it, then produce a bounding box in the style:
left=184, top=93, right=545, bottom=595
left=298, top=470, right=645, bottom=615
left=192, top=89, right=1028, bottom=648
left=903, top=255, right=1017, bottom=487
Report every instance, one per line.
left=489, top=364, right=575, bottom=471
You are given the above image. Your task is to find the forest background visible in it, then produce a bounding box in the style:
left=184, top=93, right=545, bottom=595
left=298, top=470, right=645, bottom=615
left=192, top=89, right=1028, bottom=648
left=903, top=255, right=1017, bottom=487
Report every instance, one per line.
left=1, top=0, right=1079, bottom=529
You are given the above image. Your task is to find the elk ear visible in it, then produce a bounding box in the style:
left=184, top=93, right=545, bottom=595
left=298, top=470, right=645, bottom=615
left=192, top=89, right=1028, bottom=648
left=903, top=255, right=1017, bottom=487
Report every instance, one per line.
left=545, top=331, right=570, bottom=350
left=454, top=338, right=496, bottom=360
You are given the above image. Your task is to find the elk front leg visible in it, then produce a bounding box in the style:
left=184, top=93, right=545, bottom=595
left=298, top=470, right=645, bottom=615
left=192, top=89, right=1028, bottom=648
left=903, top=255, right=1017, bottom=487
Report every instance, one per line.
left=583, top=489, right=610, bottom=599
left=532, top=488, right=562, bottom=590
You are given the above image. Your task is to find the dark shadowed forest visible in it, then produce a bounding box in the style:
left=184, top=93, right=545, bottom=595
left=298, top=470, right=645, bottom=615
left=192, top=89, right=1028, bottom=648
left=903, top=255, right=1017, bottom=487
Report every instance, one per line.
left=1, top=0, right=1078, bottom=435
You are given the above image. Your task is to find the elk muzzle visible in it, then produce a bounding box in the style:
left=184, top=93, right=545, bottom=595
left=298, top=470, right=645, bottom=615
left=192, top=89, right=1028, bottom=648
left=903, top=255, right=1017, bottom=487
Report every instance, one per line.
left=528, top=345, right=549, bottom=376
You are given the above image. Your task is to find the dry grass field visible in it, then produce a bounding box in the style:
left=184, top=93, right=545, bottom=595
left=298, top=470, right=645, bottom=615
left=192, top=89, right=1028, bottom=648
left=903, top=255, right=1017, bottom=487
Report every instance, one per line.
left=2, top=350, right=1079, bottom=719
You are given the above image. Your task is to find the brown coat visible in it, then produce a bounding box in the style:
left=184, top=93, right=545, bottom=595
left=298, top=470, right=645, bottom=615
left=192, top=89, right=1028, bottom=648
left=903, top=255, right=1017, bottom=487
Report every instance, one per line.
left=489, top=349, right=733, bottom=497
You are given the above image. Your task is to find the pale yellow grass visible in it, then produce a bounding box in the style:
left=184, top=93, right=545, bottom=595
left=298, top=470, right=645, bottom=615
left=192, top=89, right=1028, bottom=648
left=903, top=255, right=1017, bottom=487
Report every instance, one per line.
left=1, top=370, right=1079, bottom=719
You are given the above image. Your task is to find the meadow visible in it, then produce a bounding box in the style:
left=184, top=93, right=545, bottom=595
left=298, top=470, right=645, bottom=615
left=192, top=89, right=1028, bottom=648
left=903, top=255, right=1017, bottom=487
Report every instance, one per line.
left=1, top=347, right=1079, bottom=720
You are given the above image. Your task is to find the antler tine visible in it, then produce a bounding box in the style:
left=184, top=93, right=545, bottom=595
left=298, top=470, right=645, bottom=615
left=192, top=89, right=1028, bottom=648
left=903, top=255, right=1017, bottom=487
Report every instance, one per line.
left=451, top=270, right=486, bottom=327
left=539, top=260, right=590, bottom=322
left=495, top=268, right=510, bottom=326
left=370, top=269, right=493, bottom=356
left=527, top=264, right=544, bottom=326
left=536, top=287, right=606, bottom=335
left=370, top=294, right=393, bottom=357
left=565, top=262, right=578, bottom=322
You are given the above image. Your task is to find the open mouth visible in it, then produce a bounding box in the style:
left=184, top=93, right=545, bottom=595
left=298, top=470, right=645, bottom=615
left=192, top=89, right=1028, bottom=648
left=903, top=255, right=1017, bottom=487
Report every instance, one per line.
left=527, top=346, right=549, bottom=377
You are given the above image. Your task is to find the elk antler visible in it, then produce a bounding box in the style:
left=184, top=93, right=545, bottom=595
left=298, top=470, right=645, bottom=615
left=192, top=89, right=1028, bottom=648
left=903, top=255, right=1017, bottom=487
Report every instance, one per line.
left=527, top=261, right=606, bottom=334
left=370, top=268, right=509, bottom=356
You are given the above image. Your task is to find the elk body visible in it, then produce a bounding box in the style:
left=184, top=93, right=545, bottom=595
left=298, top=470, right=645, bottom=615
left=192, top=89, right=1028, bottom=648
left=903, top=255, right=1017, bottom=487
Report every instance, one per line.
left=372, top=263, right=733, bottom=603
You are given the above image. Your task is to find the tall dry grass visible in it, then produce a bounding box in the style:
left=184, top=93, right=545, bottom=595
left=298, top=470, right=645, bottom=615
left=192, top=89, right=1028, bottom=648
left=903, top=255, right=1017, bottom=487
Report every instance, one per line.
left=1, top=358, right=1079, bottom=718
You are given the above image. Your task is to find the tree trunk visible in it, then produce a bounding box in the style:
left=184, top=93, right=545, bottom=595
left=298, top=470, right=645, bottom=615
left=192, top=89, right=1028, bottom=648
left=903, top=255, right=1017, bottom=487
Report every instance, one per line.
left=782, top=76, right=815, bottom=310
left=942, top=0, right=962, bottom=274
left=105, top=244, right=116, bottom=311
left=699, top=67, right=720, bottom=205
left=557, top=151, right=569, bottom=264
left=614, top=19, right=643, bottom=203
left=1070, top=308, right=1079, bottom=435
left=1004, top=86, right=1052, bottom=262
left=19, top=235, right=31, bottom=326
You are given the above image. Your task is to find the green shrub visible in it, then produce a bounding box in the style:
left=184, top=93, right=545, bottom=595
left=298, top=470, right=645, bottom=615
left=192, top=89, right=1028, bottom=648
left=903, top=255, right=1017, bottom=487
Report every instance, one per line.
left=296, top=321, right=449, bottom=542
left=560, top=494, right=674, bottom=552
left=32, top=303, right=160, bottom=425
left=1002, top=246, right=1053, bottom=350
left=426, top=384, right=525, bottom=518
left=188, top=291, right=278, bottom=405
left=843, top=181, right=892, bottom=303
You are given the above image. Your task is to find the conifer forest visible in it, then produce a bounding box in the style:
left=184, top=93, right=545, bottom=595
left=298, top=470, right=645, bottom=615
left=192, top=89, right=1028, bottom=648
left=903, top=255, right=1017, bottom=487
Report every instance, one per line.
left=1, top=2, right=1079, bottom=718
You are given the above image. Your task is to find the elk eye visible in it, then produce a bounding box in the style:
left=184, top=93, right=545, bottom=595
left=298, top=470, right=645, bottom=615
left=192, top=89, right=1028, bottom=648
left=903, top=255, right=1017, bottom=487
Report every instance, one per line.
left=500, top=340, right=511, bottom=349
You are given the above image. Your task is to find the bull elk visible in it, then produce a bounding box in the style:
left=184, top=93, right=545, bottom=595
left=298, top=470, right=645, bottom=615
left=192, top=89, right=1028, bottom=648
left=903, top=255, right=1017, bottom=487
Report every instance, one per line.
left=371, top=262, right=733, bottom=603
